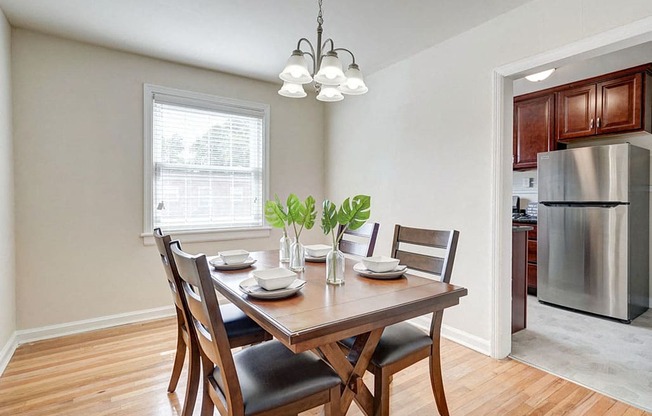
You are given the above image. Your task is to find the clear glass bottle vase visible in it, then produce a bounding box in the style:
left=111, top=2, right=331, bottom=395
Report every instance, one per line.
left=326, top=243, right=345, bottom=285
left=289, top=239, right=305, bottom=272
left=279, top=231, right=291, bottom=263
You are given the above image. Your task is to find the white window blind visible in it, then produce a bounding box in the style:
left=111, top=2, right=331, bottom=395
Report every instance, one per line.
left=148, top=88, right=267, bottom=233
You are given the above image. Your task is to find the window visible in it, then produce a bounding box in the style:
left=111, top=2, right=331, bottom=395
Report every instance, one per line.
left=143, top=85, right=269, bottom=242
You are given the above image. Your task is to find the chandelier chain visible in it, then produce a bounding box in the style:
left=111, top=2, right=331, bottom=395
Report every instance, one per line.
left=317, top=0, right=323, bottom=26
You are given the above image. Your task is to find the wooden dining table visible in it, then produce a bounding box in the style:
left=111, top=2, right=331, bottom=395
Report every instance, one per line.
left=210, top=250, right=468, bottom=416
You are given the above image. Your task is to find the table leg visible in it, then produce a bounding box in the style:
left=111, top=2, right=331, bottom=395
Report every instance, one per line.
left=317, top=328, right=383, bottom=416
left=430, top=311, right=449, bottom=416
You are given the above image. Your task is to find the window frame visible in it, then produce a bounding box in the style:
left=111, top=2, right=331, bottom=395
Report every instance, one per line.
left=142, top=84, right=270, bottom=245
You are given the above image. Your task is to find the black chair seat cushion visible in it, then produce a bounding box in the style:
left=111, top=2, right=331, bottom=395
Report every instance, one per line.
left=220, top=303, right=266, bottom=339
left=212, top=340, right=341, bottom=415
left=340, top=323, right=433, bottom=367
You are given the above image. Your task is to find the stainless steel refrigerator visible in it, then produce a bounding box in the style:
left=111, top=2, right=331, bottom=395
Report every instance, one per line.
left=538, top=143, right=649, bottom=322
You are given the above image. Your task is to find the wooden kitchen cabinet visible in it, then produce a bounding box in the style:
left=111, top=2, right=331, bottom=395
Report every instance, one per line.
left=557, top=66, right=650, bottom=141
left=512, top=227, right=529, bottom=334
left=513, top=221, right=538, bottom=295
left=513, top=92, right=555, bottom=170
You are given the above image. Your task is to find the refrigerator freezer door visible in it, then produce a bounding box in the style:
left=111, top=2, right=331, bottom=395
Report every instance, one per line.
left=538, top=143, right=630, bottom=203
left=538, top=204, right=629, bottom=320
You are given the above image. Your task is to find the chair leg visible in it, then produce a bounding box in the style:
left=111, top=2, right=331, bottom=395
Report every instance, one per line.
left=168, top=324, right=187, bottom=393
left=373, top=367, right=391, bottom=416
left=323, top=384, right=341, bottom=416
left=181, top=341, right=201, bottom=416
left=200, top=355, right=215, bottom=416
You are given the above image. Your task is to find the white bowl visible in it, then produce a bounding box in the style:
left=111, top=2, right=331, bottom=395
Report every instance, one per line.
left=218, top=249, right=250, bottom=265
left=305, top=244, right=332, bottom=258
left=362, top=256, right=400, bottom=273
left=252, top=268, right=297, bottom=291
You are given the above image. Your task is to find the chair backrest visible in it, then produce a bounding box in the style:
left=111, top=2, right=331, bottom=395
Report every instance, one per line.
left=390, top=225, right=459, bottom=283
left=338, top=222, right=380, bottom=258
left=153, top=228, right=189, bottom=321
left=169, top=240, right=243, bottom=414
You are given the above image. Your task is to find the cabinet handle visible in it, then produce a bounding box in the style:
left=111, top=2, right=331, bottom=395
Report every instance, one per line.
left=590, top=118, right=594, bottom=129
left=597, top=117, right=601, bottom=128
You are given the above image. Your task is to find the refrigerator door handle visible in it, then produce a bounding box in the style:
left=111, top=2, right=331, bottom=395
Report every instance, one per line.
left=540, top=201, right=628, bottom=208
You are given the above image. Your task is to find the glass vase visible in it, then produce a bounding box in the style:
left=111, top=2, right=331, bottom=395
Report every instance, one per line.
left=326, top=243, right=345, bottom=285
left=289, top=239, right=305, bottom=272
left=279, top=232, right=291, bottom=263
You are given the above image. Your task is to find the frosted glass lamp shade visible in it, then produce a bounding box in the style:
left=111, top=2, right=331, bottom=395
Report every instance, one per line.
left=278, top=82, right=307, bottom=98
left=279, top=50, right=313, bottom=84
left=314, top=52, right=346, bottom=85
left=339, top=64, right=368, bottom=95
left=525, top=68, right=555, bottom=82
left=316, top=86, right=344, bottom=102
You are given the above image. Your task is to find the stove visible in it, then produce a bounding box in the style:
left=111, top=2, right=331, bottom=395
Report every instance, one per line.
left=512, top=213, right=537, bottom=223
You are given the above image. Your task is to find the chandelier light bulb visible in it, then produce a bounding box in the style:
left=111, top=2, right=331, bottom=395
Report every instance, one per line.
left=316, top=86, right=344, bottom=102
left=314, top=52, right=346, bottom=85
left=339, top=64, right=368, bottom=95
left=279, top=50, right=312, bottom=84
left=278, top=81, right=307, bottom=98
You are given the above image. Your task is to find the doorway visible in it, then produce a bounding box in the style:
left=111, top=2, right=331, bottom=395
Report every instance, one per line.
left=491, top=16, right=652, bottom=412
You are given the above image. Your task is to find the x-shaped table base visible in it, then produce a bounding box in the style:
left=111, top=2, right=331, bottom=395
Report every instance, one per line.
left=317, top=328, right=384, bottom=415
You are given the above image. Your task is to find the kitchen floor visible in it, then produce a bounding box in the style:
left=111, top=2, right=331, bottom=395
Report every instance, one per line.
left=511, top=296, right=652, bottom=412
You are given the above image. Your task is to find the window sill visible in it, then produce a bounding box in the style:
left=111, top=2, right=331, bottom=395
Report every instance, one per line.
left=141, top=227, right=271, bottom=246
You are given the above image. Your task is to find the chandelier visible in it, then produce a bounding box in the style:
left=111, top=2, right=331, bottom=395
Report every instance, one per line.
left=278, top=0, right=368, bottom=102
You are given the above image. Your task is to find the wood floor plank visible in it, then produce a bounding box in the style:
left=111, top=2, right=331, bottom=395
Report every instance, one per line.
left=0, top=317, right=649, bottom=416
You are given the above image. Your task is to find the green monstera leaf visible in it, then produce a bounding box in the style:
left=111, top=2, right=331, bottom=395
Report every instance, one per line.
left=321, top=195, right=372, bottom=244
left=303, top=196, right=317, bottom=230
left=321, top=200, right=338, bottom=235
left=286, top=194, right=316, bottom=239
left=337, top=195, right=371, bottom=231
left=264, top=195, right=287, bottom=229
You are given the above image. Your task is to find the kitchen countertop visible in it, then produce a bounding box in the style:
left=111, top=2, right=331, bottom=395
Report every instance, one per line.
left=513, top=225, right=533, bottom=232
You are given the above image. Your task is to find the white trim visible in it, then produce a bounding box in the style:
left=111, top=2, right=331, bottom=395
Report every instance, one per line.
left=141, top=227, right=271, bottom=246
left=0, top=332, right=17, bottom=377
left=491, top=17, right=652, bottom=360
left=15, top=306, right=175, bottom=345
left=142, top=83, right=271, bottom=237
left=408, top=318, right=491, bottom=356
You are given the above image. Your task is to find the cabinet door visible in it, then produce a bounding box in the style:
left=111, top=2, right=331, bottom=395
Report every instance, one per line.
left=597, top=73, right=642, bottom=135
left=513, top=94, right=554, bottom=169
left=556, top=84, right=596, bottom=140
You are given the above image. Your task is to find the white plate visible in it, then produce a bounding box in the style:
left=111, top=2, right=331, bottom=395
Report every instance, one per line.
left=306, top=255, right=326, bottom=263
left=238, top=278, right=306, bottom=299
left=353, top=262, right=407, bottom=279
left=304, top=244, right=332, bottom=257
left=209, top=257, right=257, bottom=270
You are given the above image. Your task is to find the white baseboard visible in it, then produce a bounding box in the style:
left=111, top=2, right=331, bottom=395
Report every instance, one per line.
left=0, top=332, right=17, bottom=377
left=15, top=305, right=176, bottom=345
left=408, top=317, right=491, bottom=356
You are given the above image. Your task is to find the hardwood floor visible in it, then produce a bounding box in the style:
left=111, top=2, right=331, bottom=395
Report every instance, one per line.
left=0, top=317, right=649, bottom=416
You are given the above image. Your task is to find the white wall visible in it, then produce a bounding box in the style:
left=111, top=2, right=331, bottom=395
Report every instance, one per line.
left=12, top=29, right=326, bottom=330
left=325, top=0, right=652, bottom=352
left=0, top=9, right=15, bottom=355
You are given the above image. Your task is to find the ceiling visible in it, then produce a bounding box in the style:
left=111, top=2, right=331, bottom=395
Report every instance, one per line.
left=0, top=0, right=533, bottom=83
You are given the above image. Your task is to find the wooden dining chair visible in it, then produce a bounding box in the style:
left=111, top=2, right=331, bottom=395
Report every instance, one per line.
left=169, top=240, right=342, bottom=416
left=337, top=222, right=380, bottom=257
left=153, top=229, right=271, bottom=416
left=340, top=225, right=459, bottom=416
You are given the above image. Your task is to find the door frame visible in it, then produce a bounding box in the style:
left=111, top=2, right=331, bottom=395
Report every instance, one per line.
left=490, top=16, right=652, bottom=358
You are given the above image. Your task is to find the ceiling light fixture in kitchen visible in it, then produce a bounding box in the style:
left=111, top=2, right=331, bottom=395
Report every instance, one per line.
left=278, top=0, right=368, bottom=102
left=525, top=68, right=556, bottom=82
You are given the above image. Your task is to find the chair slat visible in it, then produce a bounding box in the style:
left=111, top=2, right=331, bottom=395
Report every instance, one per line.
left=338, top=222, right=380, bottom=258
left=395, top=250, right=444, bottom=277
left=396, top=226, right=452, bottom=249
